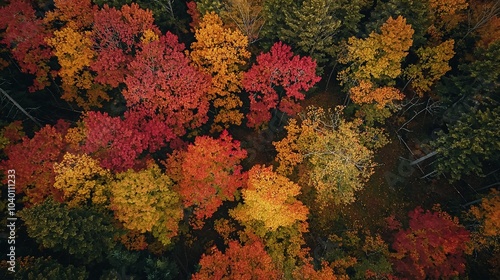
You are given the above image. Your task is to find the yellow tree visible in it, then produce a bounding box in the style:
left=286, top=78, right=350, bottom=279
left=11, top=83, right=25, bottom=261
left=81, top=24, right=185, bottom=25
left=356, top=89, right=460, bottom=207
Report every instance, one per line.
left=349, top=80, right=404, bottom=109
left=231, top=165, right=309, bottom=231
left=405, top=39, right=455, bottom=96
left=274, top=106, right=376, bottom=207
left=53, top=152, right=111, bottom=208
left=230, top=165, right=309, bottom=277
left=46, top=27, right=109, bottom=109
left=109, top=163, right=183, bottom=246
left=220, top=0, right=265, bottom=43
left=339, top=16, right=414, bottom=87
left=428, top=0, right=468, bottom=36
left=189, top=12, right=251, bottom=131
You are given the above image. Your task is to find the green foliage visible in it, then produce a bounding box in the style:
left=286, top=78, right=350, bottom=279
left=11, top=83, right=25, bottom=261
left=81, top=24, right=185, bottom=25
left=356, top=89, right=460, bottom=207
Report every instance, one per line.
left=19, top=199, right=117, bottom=263
left=14, top=257, right=87, bottom=280
left=144, top=257, right=179, bottom=280
left=432, top=105, right=500, bottom=182
left=280, top=0, right=341, bottom=65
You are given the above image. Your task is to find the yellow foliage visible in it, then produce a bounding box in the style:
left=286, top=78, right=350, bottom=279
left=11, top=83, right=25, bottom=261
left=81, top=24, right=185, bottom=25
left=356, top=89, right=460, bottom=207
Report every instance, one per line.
left=274, top=106, right=376, bottom=207
left=220, top=0, right=265, bottom=43
left=406, top=39, right=455, bottom=96
left=53, top=153, right=110, bottom=207
left=339, top=16, right=414, bottom=86
left=350, top=80, right=404, bottom=108
left=109, top=164, right=182, bottom=246
left=141, top=29, right=160, bottom=44
left=429, top=0, right=468, bottom=32
left=470, top=189, right=500, bottom=238
left=190, top=12, right=250, bottom=131
left=231, top=165, right=309, bottom=231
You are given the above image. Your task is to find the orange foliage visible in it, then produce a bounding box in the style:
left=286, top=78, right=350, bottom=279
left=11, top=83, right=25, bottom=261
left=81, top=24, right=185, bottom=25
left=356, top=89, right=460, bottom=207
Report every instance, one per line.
left=428, top=0, right=468, bottom=32
left=350, top=80, right=404, bottom=108
left=118, top=230, right=148, bottom=251
left=470, top=189, right=500, bottom=239
left=192, top=239, right=282, bottom=279
left=44, top=0, right=95, bottom=30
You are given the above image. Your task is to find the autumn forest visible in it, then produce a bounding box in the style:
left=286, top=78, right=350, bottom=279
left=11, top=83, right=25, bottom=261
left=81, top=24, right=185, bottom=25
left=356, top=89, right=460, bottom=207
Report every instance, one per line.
left=0, top=0, right=499, bottom=279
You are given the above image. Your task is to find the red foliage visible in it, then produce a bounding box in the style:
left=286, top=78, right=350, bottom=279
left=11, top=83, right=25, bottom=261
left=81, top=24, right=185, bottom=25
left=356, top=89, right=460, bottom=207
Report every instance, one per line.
left=192, top=239, right=281, bottom=279
left=1, top=124, right=67, bottom=205
left=166, top=130, right=247, bottom=228
left=391, top=206, right=471, bottom=280
left=123, top=32, right=211, bottom=136
left=243, top=41, right=321, bottom=128
left=0, top=0, right=53, bottom=91
left=91, top=3, right=160, bottom=87
left=82, top=107, right=174, bottom=172
left=186, top=1, right=201, bottom=32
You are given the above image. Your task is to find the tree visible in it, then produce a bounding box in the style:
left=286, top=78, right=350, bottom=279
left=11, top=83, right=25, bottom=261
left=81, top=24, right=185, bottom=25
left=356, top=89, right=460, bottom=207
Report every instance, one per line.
left=1, top=124, right=68, bottom=205
left=243, top=41, right=321, bottom=128
left=109, top=164, right=183, bottom=246
left=274, top=106, right=376, bottom=207
left=0, top=0, right=53, bottom=91
left=280, top=0, right=341, bottom=64
left=469, top=189, right=500, bottom=242
left=166, top=130, right=247, bottom=228
left=53, top=152, right=111, bottom=208
left=13, top=257, right=87, bottom=280
left=91, top=3, right=161, bottom=88
left=349, top=80, right=404, bottom=109
left=192, top=239, right=281, bottom=279
left=391, top=206, right=471, bottom=280
left=406, top=39, right=455, bottom=96
left=219, top=0, right=266, bottom=43
left=230, top=165, right=309, bottom=231
left=44, top=0, right=96, bottom=30
left=81, top=107, right=174, bottom=172
left=19, top=198, right=117, bottom=263
left=46, top=27, right=108, bottom=110
left=189, top=12, right=251, bottom=131
left=123, top=32, right=211, bottom=136
left=431, top=105, right=500, bottom=182
left=339, top=16, right=414, bottom=88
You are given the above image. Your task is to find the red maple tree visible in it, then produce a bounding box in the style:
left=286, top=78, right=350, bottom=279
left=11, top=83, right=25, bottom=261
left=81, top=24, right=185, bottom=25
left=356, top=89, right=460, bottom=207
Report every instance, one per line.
left=0, top=0, right=53, bottom=91
left=243, top=41, right=321, bottom=128
left=391, top=206, right=471, bottom=280
left=1, top=122, right=70, bottom=205
left=91, top=3, right=160, bottom=88
left=123, top=32, right=211, bottom=136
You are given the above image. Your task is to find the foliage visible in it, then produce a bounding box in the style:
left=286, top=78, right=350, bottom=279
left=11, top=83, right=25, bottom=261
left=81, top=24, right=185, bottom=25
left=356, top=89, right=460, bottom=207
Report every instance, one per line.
left=219, top=0, right=265, bottom=43
left=91, top=3, right=161, bottom=88
left=14, top=257, right=87, bottom=280
left=1, top=124, right=67, bottom=205
left=406, top=39, right=455, bottom=96
left=109, top=164, right=183, bottom=246
left=231, top=165, right=308, bottom=231
left=192, top=239, right=281, bottom=279
left=123, top=32, right=211, bottom=136
left=166, top=130, right=247, bottom=228
left=81, top=107, right=174, bottom=172
left=190, top=12, right=251, bottom=131
left=274, top=106, right=376, bottom=207
left=339, top=16, right=414, bottom=87
left=53, top=152, right=111, bottom=207
left=391, top=206, right=471, bottom=280
left=469, top=189, right=500, bottom=247
left=243, top=41, right=321, bottom=128
left=279, top=0, right=341, bottom=64
left=44, top=0, right=95, bottom=30
left=0, top=0, right=53, bottom=91
left=432, top=106, right=500, bottom=182
left=349, top=80, right=404, bottom=109
left=19, top=199, right=117, bottom=263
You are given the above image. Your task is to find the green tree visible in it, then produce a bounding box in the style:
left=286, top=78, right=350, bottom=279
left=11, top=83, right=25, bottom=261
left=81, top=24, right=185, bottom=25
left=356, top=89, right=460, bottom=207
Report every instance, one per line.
left=19, top=199, right=117, bottom=263
left=280, top=0, right=341, bottom=64
left=14, top=257, right=87, bottom=280
left=432, top=105, right=500, bottom=182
